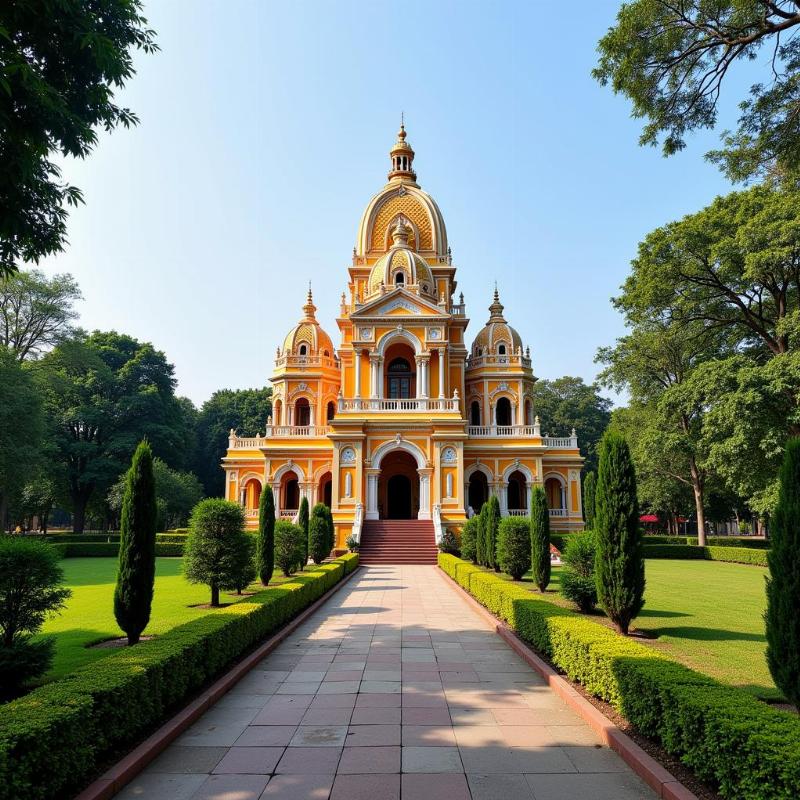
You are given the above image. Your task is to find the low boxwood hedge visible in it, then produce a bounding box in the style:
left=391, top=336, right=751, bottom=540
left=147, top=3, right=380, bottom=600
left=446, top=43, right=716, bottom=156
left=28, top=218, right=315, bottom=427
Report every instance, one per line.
left=48, top=541, right=185, bottom=559
left=438, top=553, right=800, bottom=800
left=643, top=544, right=768, bottom=567
left=0, top=553, right=358, bottom=800
left=643, top=534, right=769, bottom=550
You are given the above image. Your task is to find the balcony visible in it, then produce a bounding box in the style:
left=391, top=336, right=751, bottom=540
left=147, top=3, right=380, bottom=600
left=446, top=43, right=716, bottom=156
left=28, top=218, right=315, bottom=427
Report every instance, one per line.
left=274, top=355, right=338, bottom=369
left=337, top=397, right=460, bottom=413
left=228, top=426, right=330, bottom=449
left=466, top=353, right=532, bottom=370
left=505, top=509, right=571, bottom=518
left=466, top=426, right=578, bottom=447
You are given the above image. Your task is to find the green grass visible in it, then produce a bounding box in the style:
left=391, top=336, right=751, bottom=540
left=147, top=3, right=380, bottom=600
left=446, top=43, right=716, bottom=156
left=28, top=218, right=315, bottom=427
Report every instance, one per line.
left=497, top=558, right=776, bottom=700
left=38, top=557, right=292, bottom=681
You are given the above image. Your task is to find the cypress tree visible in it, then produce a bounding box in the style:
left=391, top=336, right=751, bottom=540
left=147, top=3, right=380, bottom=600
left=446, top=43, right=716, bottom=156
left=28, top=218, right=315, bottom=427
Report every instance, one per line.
left=256, top=484, right=275, bottom=585
left=475, top=504, right=486, bottom=566
left=309, top=502, right=330, bottom=564
left=594, top=430, right=645, bottom=635
left=324, top=504, right=335, bottom=554
left=484, top=495, right=501, bottom=571
left=529, top=485, right=551, bottom=592
left=297, top=496, right=309, bottom=571
left=114, top=440, right=157, bottom=645
left=765, top=438, right=800, bottom=707
left=583, top=471, right=597, bottom=529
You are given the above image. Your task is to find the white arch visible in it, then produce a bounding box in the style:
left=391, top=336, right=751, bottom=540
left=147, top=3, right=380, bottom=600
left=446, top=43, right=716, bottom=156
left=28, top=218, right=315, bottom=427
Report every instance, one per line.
left=239, top=472, right=264, bottom=488
left=376, top=327, right=423, bottom=357
left=313, top=463, right=333, bottom=483
left=371, top=438, right=427, bottom=470
left=543, top=471, right=566, bottom=487
left=465, top=462, right=494, bottom=482
left=272, top=462, right=306, bottom=483
left=502, top=462, right=534, bottom=483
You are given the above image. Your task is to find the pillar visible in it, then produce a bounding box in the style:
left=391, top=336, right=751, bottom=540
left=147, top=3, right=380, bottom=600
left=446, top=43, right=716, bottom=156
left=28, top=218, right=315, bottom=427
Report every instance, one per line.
left=438, top=348, right=446, bottom=398
left=417, top=468, right=433, bottom=519
left=365, top=468, right=380, bottom=520
left=354, top=349, right=362, bottom=398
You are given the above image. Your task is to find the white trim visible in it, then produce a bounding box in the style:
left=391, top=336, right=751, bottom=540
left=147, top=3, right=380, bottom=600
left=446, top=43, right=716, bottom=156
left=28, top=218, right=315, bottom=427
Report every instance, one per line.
left=465, top=462, right=494, bottom=481
left=502, top=462, right=534, bottom=483
left=273, top=462, right=306, bottom=483
left=375, top=327, right=423, bottom=356
left=371, top=438, right=427, bottom=470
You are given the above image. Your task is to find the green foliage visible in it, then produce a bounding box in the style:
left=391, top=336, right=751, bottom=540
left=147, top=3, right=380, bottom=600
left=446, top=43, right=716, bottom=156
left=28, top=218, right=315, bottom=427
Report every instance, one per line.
left=192, top=387, right=272, bottom=496
left=766, top=438, right=800, bottom=707
left=529, top=485, right=551, bottom=592
left=0, top=537, right=70, bottom=694
left=643, top=543, right=771, bottom=566
left=532, top=377, right=612, bottom=474
left=49, top=542, right=184, bottom=559
left=583, top=471, right=596, bottom=528
left=256, top=485, right=275, bottom=585
left=482, top=496, right=500, bottom=570
left=437, top=528, right=459, bottom=555
left=0, top=554, right=358, bottom=800
left=113, top=442, right=157, bottom=645
left=0, top=1, right=158, bottom=277
left=226, top=532, right=256, bottom=594
left=297, top=497, right=309, bottom=570
left=593, top=1, right=800, bottom=181
left=560, top=533, right=598, bottom=612
left=183, top=500, right=249, bottom=606
left=274, top=521, right=302, bottom=577
left=439, top=553, right=800, bottom=800
left=325, top=505, right=335, bottom=553
left=475, top=505, right=486, bottom=565
left=345, top=535, right=359, bottom=553
left=459, top=516, right=478, bottom=563
left=496, top=517, right=531, bottom=580
left=309, top=503, right=331, bottom=565
left=595, top=430, right=645, bottom=634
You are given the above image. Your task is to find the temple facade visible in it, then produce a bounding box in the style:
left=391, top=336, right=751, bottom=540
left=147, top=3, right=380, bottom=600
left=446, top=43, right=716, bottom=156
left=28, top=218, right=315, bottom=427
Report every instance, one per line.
left=222, top=126, right=584, bottom=548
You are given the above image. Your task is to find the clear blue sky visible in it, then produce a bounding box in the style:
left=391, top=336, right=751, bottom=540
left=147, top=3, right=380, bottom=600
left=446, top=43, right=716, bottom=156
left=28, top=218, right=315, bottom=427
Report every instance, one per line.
left=42, top=0, right=749, bottom=407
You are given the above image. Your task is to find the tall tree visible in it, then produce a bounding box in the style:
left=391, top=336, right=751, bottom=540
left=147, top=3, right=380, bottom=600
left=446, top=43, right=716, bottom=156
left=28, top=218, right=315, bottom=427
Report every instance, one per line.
left=297, top=496, right=309, bottom=571
left=256, top=484, right=275, bottom=585
left=583, top=471, right=597, bottom=529
left=594, top=430, right=645, bottom=635
left=0, top=1, right=157, bottom=277
left=529, top=485, right=551, bottom=592
left=0, top=270, right=81, bottom=360
left=765, top=438, right=800, bottom=706
left=532, top=377, right=612, bottom=475
left=594, top=1, right=800, bottom=181
left=36, top=331, right=188, bottom=532
left=484, top=495, right=501, bottom=571
left=114, top=440, right=157, bottom=646
left=193, top=387, right=272, bottom=496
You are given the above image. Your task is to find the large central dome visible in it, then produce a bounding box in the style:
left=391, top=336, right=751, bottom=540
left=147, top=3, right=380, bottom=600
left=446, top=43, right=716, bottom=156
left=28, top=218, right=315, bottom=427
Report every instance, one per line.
left=354, top=124, right=448, bottom=260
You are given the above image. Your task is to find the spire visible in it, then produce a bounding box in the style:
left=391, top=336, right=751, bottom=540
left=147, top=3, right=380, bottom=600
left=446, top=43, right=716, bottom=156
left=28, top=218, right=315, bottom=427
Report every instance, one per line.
left=388, top=119, right=416, bottom=181
left=488, top=284, right=506, bottom=322
left=302, top=283, right=317, bottom=321
left=390, top=216, right=411, bottom=248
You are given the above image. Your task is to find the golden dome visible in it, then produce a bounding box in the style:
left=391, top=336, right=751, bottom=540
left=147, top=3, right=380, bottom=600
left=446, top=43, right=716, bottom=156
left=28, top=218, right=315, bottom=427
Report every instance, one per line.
left=470, top=287, right=523, bottom=356
left=367, top=217, right=436, bottom=299
left=281, top=286, right=335, bottom=357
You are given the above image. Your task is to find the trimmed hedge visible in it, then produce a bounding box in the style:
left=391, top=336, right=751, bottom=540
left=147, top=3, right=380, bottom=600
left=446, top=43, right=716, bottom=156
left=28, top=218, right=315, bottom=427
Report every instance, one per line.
left=439, top=553, right=800, bottom=799
left=551, top=532, right=769, bottom=552
left=0, top=553, right=358, bottom=800
left=643, top=544, right=769, bottom=567
left=48, top=542, right=185, bottom=559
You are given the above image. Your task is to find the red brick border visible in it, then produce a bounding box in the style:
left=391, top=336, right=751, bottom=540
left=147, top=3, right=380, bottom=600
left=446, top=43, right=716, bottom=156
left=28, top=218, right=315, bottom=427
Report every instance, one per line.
left=74, top=566, right=362, bottom=800
left=436, top=567, right=698, bottom=800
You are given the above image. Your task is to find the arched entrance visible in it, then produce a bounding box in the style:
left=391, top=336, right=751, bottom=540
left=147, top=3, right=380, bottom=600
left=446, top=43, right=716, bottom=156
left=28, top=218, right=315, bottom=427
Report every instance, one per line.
left=243, top=478, right=262, bottom=511
left=379, top=451, right=418, bottom=519
left=384, top=341, right=416, bottom=399
left=318, top=471, right=332, bottom=507
left=281, top=471, right=300, bottom=513
left=507, top=470, right=527, bottom=512
left=468, top=471, right=488, bottom=514
left=496, top=397, right=512, bottom=426
left=545, top=475, right=566, bottom=511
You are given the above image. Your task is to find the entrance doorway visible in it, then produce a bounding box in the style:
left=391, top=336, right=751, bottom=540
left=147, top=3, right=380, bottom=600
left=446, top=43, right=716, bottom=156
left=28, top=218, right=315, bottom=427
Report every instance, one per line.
left=468, top=471, right=488, bottom=514
left=379, top=450, right=419, bottom=519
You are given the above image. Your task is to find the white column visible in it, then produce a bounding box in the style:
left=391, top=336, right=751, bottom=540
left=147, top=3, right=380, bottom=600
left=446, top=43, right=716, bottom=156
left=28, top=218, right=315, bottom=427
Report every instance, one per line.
left=369, top=356, right=377, bottom=398
left=417, top=469, right=432, bottom=519
left=272, top=483, right=281, bottom=517
left=365, top=469, right=380, bottom=520
left=526, top=481, right=533, bottom=512
left=500, top=482, right=508, bottom=516
left=438, top=348, right=446, bottom=398
left=377, top=356, right=384, bottom=399
left=354, top=349, right=362, bottom=398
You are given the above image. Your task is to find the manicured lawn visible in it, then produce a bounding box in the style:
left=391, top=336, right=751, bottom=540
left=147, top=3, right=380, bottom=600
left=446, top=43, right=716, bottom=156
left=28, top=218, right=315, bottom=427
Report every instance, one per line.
left=511, top=559, right=775, bottom=699
left=38, top=557, right=291, bottom=682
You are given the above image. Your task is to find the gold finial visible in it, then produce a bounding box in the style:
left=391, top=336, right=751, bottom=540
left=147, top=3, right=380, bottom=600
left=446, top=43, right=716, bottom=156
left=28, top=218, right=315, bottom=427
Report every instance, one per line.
left=302, top=283, right=317, bottom=321
left=389, top=117, right=415, bottom=180
left=488, top=284, right=505, bottom=322
left=391, top=216, right=411, bottom=247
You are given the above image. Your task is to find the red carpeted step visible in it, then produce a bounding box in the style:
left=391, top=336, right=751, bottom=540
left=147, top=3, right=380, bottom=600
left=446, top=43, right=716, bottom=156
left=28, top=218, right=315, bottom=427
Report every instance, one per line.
left=358, top=519, right=438, bottom=565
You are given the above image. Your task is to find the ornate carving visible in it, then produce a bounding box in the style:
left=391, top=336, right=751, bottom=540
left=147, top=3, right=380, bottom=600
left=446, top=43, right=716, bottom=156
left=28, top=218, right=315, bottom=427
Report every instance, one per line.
left=441, top=446, right=457, bottom=464
left=369, top=195, right=432, bottom=252
left=340, top=447, right=356, bottom=465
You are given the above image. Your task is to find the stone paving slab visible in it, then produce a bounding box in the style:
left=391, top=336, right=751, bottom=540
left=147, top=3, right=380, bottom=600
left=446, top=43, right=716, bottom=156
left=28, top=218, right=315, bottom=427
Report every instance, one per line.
left=117, top=565, right=656, bottom=799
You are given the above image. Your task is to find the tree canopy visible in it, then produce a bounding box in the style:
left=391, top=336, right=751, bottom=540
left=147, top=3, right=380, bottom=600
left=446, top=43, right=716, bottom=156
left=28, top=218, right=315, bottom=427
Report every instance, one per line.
left=594, top=1, right=800, bottom=181
left=0, top=1, right=157, bottom=277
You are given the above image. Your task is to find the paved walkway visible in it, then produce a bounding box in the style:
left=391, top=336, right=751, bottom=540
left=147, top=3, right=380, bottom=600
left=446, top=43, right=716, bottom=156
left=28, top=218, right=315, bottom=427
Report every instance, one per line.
left=118, top=566, right=656, bottom=800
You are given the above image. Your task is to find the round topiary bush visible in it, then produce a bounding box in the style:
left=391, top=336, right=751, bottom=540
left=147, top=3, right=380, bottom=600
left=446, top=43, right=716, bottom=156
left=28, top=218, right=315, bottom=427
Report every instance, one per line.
left=274, top=520, right=303, bottom=576
left=560, top=532, right=598, bottom=612
left=497, top=517, right=532, bottom=580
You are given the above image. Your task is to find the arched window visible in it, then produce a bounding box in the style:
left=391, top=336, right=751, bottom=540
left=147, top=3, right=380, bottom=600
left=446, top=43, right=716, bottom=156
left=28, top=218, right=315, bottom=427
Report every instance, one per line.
left=470, top=400, right=481, bottom=426
left=326, top=401, right=335, bottom=421
left=507, top=470, right=527, bottom=511
left=295, top=397, right=310, bottom=427
left=498, top=343, right=506, bottom=355
left=387, top=357, right=412, bottom=399
left=545, top=476, right=566, bottom=510
left=298, top=344, right=308, bottom=356
left=496, top=397, right=512, bottom=426
left=395, top=272, right=405, bottom=286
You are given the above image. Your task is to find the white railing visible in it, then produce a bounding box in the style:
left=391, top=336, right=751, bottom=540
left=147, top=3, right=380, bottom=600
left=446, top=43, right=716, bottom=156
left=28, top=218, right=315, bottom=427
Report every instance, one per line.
left=432, top=504, right=443, bottom=544
left=338, top=397, right=459, bottom=413
left=351, top=503, right=364, bottom=544
left=266, top=425, right=329, bottom=438
left=280, top=509, right=299, bottom=521
left=549, top=508, right=568, bottom=518
left=466, top=354, right=532, bottom=370
left=231, top=435, right=265, bottom=448
left=450, top=303, right=465, bottom=316
left=543, top=436, right=575, bottom=448
left=274, top=355, right=338, bottom=369
left=507, top=509, right=528, bottom=517
left=467, top=425, right=538, bottom=438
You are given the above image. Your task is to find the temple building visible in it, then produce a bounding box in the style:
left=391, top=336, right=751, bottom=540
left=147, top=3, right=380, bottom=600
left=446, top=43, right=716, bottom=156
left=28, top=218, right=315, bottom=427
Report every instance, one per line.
left=222, top=126, right=584, bottom=559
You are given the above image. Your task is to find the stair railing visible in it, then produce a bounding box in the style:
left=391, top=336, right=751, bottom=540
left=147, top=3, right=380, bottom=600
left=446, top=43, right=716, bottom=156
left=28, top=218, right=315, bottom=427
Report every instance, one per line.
left=351, top=503, right=364, bottom=544
left=432, top=504, right=444, bottom=545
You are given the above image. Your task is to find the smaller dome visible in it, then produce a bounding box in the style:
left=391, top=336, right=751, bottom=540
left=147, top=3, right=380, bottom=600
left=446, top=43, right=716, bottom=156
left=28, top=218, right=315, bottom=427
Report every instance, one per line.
left=470, top=287, right=523, bottom=357
left=367, top=217, right=436, bottom=299
left=281, top=286, right=335, bottom=357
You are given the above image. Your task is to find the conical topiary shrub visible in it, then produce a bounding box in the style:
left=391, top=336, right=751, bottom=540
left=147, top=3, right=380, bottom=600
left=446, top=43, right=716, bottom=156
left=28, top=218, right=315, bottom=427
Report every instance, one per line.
left=583, top=471, right=596, bottom=529
left=529, top=484, right=551, bottom=592
left=256, top=485, right=275, bottom=585
left=484, top=495, right=500, bottom=571
left=297, top=496, right=309, bottom=571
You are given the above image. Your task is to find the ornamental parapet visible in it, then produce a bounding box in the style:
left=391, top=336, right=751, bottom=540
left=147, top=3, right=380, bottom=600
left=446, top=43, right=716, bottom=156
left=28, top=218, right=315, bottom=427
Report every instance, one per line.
left=465, top=353, right=532, bottom=369
left=337, top=397, right=460, bottom=413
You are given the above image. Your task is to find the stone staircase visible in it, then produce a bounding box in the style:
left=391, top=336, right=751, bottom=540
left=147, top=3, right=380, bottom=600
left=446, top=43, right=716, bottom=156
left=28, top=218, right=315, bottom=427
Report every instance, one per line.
left=358, top=519, right=438, bottom=565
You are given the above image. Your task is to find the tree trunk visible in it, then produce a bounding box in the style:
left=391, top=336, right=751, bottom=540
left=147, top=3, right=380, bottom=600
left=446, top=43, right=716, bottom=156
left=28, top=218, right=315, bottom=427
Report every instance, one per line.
left=72, top=499, right=87, bottom=533
left=127, top=631, right=140, bottom=646
left=689, top=458, right=706, bottom=546
left=210, top=583, right=220, bottom=607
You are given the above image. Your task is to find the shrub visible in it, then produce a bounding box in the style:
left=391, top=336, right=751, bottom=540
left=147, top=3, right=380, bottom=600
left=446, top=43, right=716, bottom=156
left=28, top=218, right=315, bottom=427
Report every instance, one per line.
left=642, top=544, right=769, bottom=566
left=497, top=517, right=531, bottom=580
left=226, top=532, right=256, bottom=594
left=583, top=470, right=596, bottom=528
left=345, top=534, right=359, bottom=552
left=114, top=441, right=157, bottom=646
left=483, top=495, right=500, bottom=570
left=0, top=537, right=70, bottom=696
left=274, top=521, right=303, bottom=577
left=438, top=528, right=459, bottom=555
left=183, top=500, right=249, bottom=606
left=475, top=505, right=486, bottom=565
left=325, top=504, right=335, bottom=553
left=460, top=516, right=478, bottom=563
left=256, top=485, right=275, bottom=585
left=438, top=553, right=800, bottom=800
left=766, top=438, right=800, bottom=707
left=594, top=430, right=645, bottom=634
left=560, top=533, right=598, bottom=612
left=309, top=503, right=331, bottom=564
left=0, top=554, right=358, bottom=800
left=297, top=497, right=309, bottom=570
left=529, top=485, right=551, bottom=592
